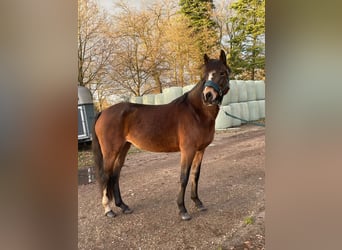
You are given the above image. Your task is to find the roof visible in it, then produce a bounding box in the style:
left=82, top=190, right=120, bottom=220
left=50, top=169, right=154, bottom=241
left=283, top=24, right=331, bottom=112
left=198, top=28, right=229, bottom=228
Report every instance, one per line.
left=78, top=86, right=93, bottom=105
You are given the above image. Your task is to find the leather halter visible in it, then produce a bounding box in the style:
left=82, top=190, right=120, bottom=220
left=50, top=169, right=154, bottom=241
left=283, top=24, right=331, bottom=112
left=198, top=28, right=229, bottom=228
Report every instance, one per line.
left=204, top=78, right=229, bottom=97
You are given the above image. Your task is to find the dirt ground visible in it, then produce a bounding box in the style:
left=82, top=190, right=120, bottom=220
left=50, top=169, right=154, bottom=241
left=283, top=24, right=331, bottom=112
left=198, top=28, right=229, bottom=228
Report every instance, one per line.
left=78, top=125, right=265, bottom=250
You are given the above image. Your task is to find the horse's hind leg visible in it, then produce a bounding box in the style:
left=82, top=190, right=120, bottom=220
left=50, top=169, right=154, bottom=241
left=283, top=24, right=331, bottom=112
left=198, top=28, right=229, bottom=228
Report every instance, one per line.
left=102, top=185, right=115, bottom=218
left=190, top=150, right=207, bottom=211
left=101, top=154, right=118, bottom=218
left=101, top=141, right=132, bottom=217
left=112, top=142, right=133, bottom=214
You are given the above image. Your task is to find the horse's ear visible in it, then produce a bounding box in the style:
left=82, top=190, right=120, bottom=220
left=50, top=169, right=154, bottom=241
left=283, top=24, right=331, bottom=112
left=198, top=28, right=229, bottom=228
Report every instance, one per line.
left=204, top=54, right=210, bottom=64
left=220, top=50, right=227, bottom=66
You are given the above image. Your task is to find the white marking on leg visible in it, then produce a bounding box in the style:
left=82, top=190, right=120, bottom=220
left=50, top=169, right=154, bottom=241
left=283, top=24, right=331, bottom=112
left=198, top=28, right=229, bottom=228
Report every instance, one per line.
left=102, top=188, right=112, bottom=214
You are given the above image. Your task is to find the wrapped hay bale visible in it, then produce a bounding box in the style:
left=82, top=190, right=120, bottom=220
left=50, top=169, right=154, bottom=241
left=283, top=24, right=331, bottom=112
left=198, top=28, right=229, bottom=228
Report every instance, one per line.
left=239, top=102, right=250, bottom=124
left=163, top=87, right=183, bottom=104
left=129, top=96, right=143, bottom=104
left=182, top=84, right=195, bottom=94
left=142, top=94, right=155, bottom=105
left=237, top=80, right=248, bottom=102
left=248, top=101, right=260, bottom=121
left=229, top=103, right=242, bottom=127
left=258, top=100, right=265, bottom=118
left=154, top=93, right=164, bottom=105
left=228, top=80, right=239, bottom=103
left=215, top=105, right=233, bottom=129
left=255, top=80, right=265, bottom=100
left=246, top=80, right=257, bottom=101
left=221, top=87, right=232, bottom=105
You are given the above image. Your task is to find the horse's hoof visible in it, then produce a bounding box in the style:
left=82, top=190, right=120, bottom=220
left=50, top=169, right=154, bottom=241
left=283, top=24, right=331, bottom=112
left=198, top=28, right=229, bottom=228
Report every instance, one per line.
left=122, top=207, right=133, bottom=214
left=196, top=204, right=207, bottom=212
left=105, top=210, right=116, bottom=218
left=180, top=212, right=192, bottom=221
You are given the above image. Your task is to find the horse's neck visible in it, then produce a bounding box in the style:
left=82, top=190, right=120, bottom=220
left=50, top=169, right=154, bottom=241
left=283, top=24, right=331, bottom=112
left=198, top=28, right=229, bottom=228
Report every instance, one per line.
left=187, top=81, right=219, bottom=120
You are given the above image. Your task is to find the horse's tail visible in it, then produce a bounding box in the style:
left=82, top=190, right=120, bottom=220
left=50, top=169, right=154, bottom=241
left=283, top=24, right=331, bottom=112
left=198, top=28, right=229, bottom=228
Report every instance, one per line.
left=92, top=112, right=115, bottom=201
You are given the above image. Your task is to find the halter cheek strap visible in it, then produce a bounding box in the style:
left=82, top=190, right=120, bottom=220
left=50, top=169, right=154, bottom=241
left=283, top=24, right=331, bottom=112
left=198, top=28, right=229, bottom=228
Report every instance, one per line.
left=222, top=83, right=230, bottom=95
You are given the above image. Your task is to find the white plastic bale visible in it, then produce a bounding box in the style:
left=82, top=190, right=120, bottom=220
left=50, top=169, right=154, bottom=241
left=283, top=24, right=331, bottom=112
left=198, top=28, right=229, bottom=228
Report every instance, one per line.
left=228, top=80, right=239, bottom=103
left=135, top=96, right=143, bottom=104
left=239, top=102, right=250, bottom=124
left=237, top=80, right=248, bottom=102
left=215, top=105, right=233, bottom=129
left=248, top=101, right=260, bottom=121
left=255, top=80, right=265, bottom=100
left=258, top=100, right=265, bottom=118
left=229, top=103, right=242, bottom=127
left=154, top=93, right=164, bottom=105
left=142, top=94, right=155, bottom=105
left=129, top=96, right=143, bottom=104
left=163, top=87, right=183, bottom=103
left=246, top=80, right=257, bottom=101
left=221, top=87, right=232, bottom=105
left=182, top=84, right=195, bottom=94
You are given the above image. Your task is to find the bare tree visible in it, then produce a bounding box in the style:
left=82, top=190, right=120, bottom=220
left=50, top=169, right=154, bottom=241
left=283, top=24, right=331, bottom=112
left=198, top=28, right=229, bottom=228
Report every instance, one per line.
left=109, top=0, right=203, bottom=93
left=78, top=0, right=219, bottom=102
left=163, top=14, right=203, bottom=87
left=78, top=0, right=113, bottom=94
left=108, top=1, right=176, bottom=96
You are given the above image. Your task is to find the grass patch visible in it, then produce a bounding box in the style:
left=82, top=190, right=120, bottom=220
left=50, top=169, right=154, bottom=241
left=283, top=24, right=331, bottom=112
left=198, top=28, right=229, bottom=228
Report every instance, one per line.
left=244, top=216, right=255, bottom=225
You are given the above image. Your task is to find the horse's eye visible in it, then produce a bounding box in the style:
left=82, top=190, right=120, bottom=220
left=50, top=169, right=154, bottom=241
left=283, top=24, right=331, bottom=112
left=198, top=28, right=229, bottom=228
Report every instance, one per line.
left=220, top=72, right=225, bottom=76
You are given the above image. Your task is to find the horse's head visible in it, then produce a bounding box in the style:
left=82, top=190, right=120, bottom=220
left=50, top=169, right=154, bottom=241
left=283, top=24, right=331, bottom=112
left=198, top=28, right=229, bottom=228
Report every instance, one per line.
left=202, top=50, right=231, bottom=106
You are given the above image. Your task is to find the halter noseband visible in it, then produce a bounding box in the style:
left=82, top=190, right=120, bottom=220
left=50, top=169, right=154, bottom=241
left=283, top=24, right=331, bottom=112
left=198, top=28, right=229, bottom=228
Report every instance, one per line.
left=204, top=79, right=229, bottom=97
left=204, top=80, right=222, bottom=96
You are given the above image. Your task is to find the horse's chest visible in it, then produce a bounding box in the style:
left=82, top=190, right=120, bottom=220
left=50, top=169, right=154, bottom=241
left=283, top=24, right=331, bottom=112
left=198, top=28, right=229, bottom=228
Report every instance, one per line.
left=198, top=128, right=215, bottom=148
left=183, top=123, right=215, bottom=150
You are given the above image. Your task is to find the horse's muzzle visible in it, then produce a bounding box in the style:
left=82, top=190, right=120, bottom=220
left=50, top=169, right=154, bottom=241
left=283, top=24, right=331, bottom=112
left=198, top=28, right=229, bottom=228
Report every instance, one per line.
left=203, top=86, right=221, bottom=105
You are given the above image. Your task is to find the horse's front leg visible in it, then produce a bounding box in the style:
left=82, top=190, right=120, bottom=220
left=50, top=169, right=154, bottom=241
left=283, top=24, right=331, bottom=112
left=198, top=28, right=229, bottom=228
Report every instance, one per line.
left=190, top=150, right=207, bottom=211
left=177, top=150, right=195, bottom=221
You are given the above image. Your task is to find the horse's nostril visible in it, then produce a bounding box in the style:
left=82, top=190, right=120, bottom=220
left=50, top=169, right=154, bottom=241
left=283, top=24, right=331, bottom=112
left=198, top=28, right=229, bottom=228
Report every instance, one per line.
left=205, top=92, right=212, bottom=101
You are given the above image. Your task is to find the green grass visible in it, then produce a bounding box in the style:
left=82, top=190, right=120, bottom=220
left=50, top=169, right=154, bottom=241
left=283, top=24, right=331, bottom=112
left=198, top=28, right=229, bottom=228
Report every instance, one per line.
left=244, top=216, right=255, bottom=225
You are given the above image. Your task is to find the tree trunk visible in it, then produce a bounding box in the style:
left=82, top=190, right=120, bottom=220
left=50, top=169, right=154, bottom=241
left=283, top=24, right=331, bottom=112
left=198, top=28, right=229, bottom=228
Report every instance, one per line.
left=179, top=65, right=184, bottom=87
left=153, top=71, right=162, bottom=93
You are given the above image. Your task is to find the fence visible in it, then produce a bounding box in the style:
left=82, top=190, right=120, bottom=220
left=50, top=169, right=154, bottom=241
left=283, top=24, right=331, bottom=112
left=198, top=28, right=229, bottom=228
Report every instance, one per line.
left=129, top=80, right=265, bottom=129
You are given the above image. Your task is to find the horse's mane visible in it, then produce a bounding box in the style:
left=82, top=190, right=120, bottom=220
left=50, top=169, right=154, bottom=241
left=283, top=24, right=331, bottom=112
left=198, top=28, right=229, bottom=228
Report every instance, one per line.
left=170, top=92, right=188, bottom=105
left=170, top=80, right=204, bottom=105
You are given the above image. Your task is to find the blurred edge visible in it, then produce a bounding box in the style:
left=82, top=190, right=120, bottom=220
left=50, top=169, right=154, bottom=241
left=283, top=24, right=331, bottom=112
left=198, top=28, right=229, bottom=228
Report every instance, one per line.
left=266, top=0, right=342, bottom=249
left=0, top=0, right=77, bottom=250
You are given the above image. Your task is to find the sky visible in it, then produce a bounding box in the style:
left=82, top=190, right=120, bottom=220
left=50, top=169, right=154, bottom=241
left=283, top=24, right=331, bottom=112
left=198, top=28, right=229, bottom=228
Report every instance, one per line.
left=97, top=0, right=229, bottom=13
left=97, top=0, right=150, bottom=12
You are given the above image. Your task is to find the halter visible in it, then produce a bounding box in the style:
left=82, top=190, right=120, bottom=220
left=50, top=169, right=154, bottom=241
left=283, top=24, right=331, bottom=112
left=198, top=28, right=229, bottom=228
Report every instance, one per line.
left=204, top=80, right=222, bottom=96
left=204, top=78, right=229, bottom=97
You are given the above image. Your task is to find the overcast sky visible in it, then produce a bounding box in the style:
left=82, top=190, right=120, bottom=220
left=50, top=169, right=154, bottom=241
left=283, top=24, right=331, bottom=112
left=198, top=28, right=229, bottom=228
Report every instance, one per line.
left=97, top=0, right=230, bottom=13
left=97, top=0, right=151, bottom=12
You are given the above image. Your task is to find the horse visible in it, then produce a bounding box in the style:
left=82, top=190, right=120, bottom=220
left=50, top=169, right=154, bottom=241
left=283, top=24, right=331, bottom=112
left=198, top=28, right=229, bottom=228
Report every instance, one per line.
left=92, top=50, right=230, bottom=220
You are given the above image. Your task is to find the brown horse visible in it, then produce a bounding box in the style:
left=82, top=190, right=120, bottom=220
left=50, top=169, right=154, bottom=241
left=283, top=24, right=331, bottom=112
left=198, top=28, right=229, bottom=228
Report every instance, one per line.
left=92, top=50, right=230, bottom=220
